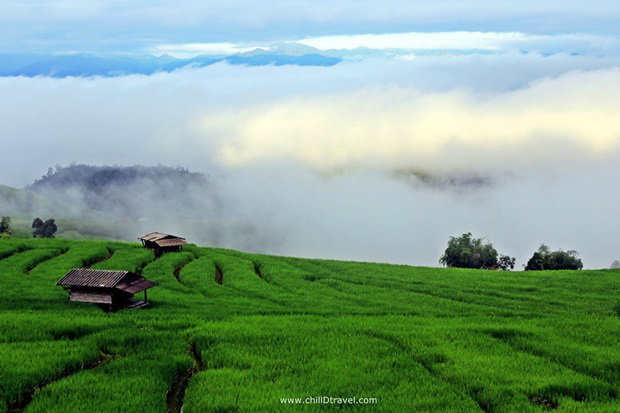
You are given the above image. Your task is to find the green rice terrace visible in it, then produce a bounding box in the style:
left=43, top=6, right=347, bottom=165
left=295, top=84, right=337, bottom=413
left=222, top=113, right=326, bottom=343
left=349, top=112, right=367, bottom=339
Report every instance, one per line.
left=0, top=238, right=618, bottom=413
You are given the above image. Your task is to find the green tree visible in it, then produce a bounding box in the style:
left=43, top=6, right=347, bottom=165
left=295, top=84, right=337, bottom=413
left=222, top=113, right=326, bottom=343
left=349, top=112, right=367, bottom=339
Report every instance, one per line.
left=31, top=217, right=43, bottom=237
left=524, top=244, right=583, bottom=271
left=498, top=254, right=516, bottom=271
left=0, top=216, right=10, bottom=234
left=32, top=217, right=57, bottom=238
left=440, top=232, right=513, bottom=270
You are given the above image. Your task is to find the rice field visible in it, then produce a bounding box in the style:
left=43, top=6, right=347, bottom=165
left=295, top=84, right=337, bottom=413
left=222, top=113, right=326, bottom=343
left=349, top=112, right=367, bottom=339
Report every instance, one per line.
left=0, top=238, right=618, bottom=413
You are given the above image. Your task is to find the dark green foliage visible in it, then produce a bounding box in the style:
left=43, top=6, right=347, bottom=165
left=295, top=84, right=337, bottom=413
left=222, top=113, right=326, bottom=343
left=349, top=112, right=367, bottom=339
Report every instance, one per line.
left=30, top=164, right=204, bottom=190
left=32, top=217, right=57, bottom=238
left=31, top=217, right=43, bottom=228
left=0, top=216, right=10, bottom=234
left=525, top=244, right=583, bottom=271
left=498, top=254, right=516, bottom=271
left=439, top=232, right=514, bottom=270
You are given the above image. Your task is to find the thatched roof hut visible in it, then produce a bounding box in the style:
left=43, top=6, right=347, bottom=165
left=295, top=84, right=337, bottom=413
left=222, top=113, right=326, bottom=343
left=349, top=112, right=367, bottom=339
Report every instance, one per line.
left=57, top=268, right=158, bottom=312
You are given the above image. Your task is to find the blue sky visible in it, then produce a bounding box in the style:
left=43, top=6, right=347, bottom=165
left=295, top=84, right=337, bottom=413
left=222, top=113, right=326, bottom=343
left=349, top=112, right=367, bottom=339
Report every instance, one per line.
left=1, top=0, right=619, bottom=54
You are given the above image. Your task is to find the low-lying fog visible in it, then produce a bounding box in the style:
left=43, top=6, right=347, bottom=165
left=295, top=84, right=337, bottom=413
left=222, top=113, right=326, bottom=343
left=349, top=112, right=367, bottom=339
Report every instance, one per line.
left=1, top=53, right=618, bottom=268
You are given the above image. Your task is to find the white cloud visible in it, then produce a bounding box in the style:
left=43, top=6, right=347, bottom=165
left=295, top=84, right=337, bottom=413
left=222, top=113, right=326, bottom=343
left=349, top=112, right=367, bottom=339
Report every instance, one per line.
left=203, top=68, right=619, bottom=172
left=0, top=57, right=618, bottom=267
left=0, top=57, right=617, bottom=187
left=298, top=31, right=540, bottom=51
left=294, top=31, right=619, bottom=56
left=149, top=31, right=619, bottom=59
left=152, top=42, right=259, bottom=58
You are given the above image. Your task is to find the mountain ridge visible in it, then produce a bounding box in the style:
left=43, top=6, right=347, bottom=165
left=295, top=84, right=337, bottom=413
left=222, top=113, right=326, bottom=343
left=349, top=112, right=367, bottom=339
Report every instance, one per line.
left=0, top=51, right=342, bottom=78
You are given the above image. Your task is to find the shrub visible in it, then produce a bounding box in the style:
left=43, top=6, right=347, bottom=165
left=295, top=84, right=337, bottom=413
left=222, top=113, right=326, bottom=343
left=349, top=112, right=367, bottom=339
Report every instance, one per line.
left=440, top=233, right=514, bottom=270
left=0, top=216, right=10, bottom=234
left=32, top=217, right=58, bottom=238
left=524, top=244, right=583, bottom=271
left=498, top=254, right=516, bottom=271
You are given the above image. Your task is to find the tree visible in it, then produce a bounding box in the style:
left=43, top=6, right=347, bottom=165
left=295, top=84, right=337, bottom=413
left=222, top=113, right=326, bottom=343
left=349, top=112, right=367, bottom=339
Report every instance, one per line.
left=32, top=217, right=57, bottom=238
left=524, top=244, right=583, bottom=271
left=611, top=260, right=620, bottom=269
left=498, top=254, right=516, bottom=271
left=524, top=252, right=545, bottom=271
left=0, top=216, right=10, bottom=234
left=439, top=232, right=514, bottom=270
left=31, top=217, right=43, bottom=237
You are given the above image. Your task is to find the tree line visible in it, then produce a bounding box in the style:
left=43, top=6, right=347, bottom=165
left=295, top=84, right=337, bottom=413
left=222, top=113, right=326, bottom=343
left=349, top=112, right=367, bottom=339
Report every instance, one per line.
left=0, top=216, right=57, bottom=238
left=440, top=232, right=585, bottom=271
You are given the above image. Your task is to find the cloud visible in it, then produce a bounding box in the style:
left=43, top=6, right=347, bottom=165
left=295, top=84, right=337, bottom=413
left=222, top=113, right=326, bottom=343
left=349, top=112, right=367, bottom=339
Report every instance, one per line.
left=0, top=56, right=618, bottom=268
left=152, top=43, right=259, bottom=58
left=148, top=31, right=620, bottom=60
left=0, top=55, right=617, bottom=187
left=1, top=1, right=619, bottom=53
left=204, top=68, right=619, bottom=173
left=297, top=31, right=617, bottom=53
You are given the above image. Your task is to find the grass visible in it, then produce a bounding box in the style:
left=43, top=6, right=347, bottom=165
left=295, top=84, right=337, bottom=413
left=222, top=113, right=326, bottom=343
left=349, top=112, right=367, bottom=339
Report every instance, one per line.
left=6, top=218, right=128, bottom=241
left=0, top=238, right=618, bottom=413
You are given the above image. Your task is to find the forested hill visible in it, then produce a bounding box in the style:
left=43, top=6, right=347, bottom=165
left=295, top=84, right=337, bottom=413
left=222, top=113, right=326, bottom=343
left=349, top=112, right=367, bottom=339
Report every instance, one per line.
left=30, top=164, right=206, bottom=192
left=28, top=164, right=219, bottom=219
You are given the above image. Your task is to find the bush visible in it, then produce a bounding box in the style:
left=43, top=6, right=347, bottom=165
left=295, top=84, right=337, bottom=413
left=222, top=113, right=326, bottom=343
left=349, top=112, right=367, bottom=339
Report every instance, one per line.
left=524, top=244, right=583, bottom=271
left=0, top=216, right=10, bottom=234
left=32, top=217, right=58, bottom=238
left=440, top=233, right=514, bottom=270
left=498, top=255, right=516, bottom=271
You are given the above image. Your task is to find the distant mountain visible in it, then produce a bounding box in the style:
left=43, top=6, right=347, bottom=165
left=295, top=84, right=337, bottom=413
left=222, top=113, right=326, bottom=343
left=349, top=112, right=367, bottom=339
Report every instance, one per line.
left=11, top=54, right=168, bottom=77
left=0, top=53, right=50, bottom=75
left=1, top=51, right=342, bottom=77
left=2, top=165, right=280, bottom=251
left=224, top=53, right=340, bottom=67
left=28, top=164, right=220, bottom=220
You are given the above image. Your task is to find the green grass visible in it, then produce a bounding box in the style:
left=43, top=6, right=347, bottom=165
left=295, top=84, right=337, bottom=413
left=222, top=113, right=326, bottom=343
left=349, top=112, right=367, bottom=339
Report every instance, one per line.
left=0, top=238, right=618, bottom=413
left=6, top=218, right=128, bottom=241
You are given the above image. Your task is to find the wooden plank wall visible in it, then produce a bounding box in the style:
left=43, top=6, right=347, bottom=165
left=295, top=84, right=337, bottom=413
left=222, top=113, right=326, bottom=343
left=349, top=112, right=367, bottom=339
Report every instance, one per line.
left=69, top=290, right=113, bottom=304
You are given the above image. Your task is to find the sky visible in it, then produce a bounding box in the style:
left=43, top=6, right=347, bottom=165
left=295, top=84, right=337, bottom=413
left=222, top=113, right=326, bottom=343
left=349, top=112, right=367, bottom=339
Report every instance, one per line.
left=0, top=1, right=619, bottom=268
left=0, top=0, right=619, bottom=53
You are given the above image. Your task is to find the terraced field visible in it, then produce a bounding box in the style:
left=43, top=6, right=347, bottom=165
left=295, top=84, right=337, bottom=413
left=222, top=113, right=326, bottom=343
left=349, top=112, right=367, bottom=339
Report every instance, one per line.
left=0, top=238, right=618, bottom=413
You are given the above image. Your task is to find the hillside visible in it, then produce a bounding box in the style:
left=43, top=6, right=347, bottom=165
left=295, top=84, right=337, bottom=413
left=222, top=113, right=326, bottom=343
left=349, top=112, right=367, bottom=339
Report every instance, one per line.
left=29, top=164, right=218, bottom=220
left=0, top=238, right=618, bottom=413
left=0, top=184, right=60, bottom=218
left=2, top=165, right=283, bottom=252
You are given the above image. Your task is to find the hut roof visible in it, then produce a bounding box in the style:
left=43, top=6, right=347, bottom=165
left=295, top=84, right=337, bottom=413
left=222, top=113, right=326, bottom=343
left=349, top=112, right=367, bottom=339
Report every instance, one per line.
left=115, top=275, right=158, bottom=294
left=138, top=232, right=186, bottom=242
left=57, top=269, right=158, bottom=293
left=153, top=238, right=188, bottom=247
left=57, top=269, right=128, bottom=288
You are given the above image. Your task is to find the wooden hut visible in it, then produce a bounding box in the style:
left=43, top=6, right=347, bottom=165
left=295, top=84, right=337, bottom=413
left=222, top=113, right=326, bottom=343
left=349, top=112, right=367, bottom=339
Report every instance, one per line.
left=138, top=232, right=187, bottom=256
left=57, top=269, right=158, bottom=312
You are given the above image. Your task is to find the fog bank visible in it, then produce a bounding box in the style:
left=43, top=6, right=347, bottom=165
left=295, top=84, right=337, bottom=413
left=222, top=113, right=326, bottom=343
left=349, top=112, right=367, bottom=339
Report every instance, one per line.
left=1, top=54, right=618, bottom=268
